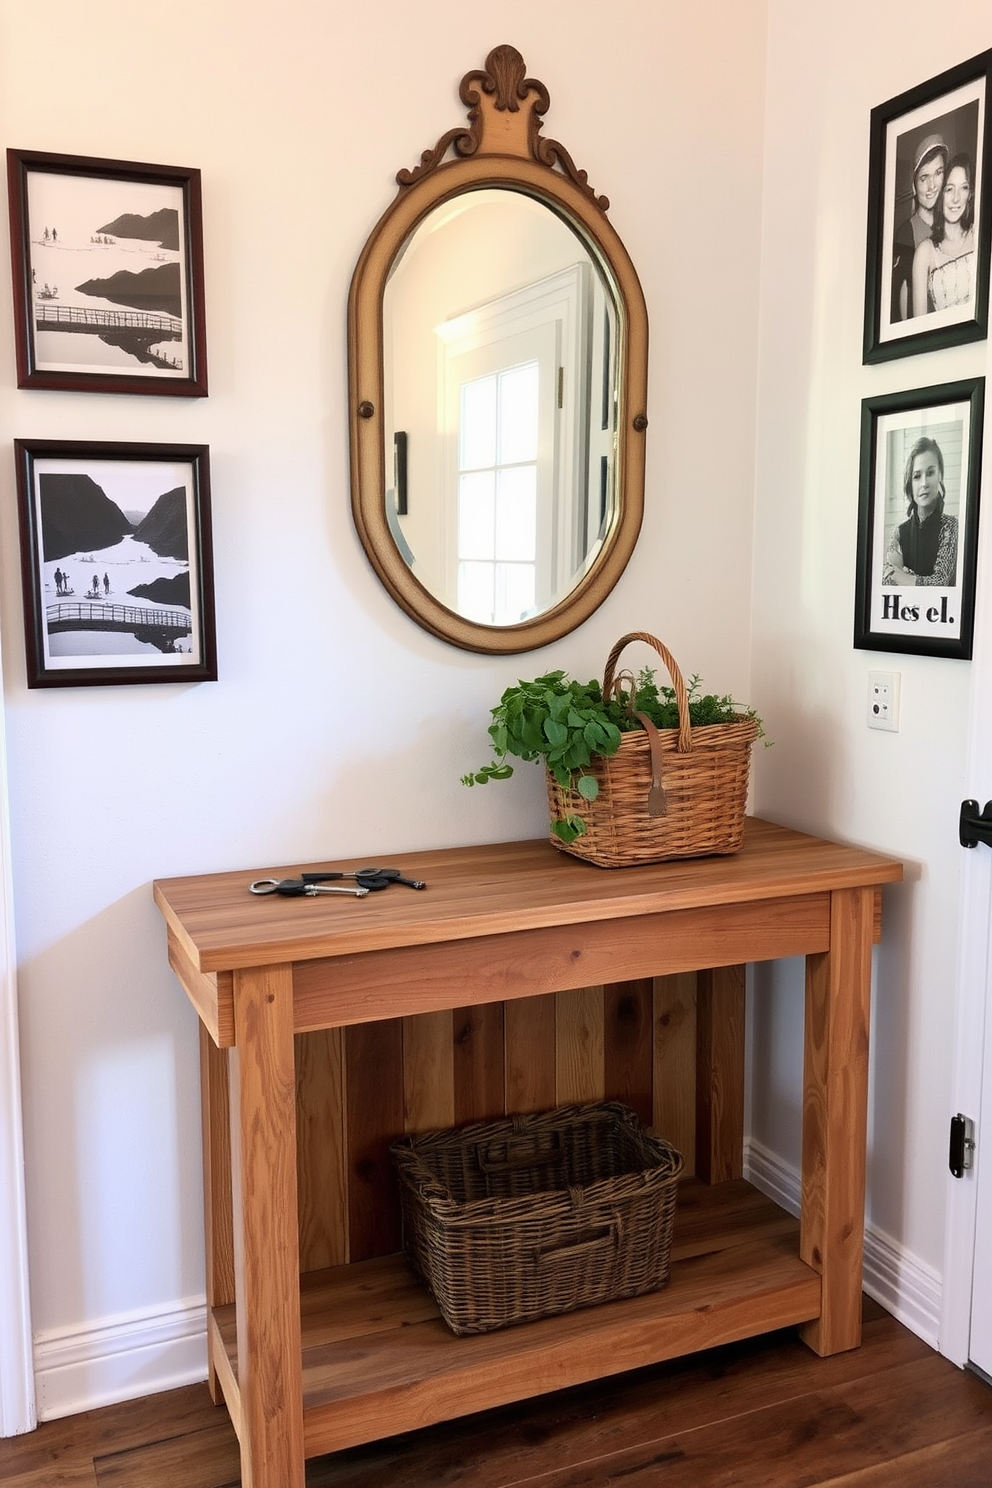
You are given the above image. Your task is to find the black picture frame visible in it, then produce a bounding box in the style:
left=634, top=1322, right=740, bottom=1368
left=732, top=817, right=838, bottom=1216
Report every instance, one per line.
left=6, top=149, right=208, bottom=395
left=863, top=50, right=992, bottom=363
left=14, top=440, right=217, bottom=687
left=853, top=379, right=984, bottom=659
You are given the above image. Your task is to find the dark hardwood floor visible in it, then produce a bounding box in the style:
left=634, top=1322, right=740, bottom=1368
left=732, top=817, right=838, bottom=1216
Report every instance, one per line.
left=2, top=1300, right=991, bottom=1487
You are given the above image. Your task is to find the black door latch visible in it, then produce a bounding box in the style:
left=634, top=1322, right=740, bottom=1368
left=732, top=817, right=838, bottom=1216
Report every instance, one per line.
left=949, top=1113, right=976, bottom=1178
left=959, top=799, right=992, bottom=849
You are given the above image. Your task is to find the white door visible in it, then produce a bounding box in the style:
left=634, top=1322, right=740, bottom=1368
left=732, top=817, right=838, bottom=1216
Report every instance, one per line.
left=947, top=824, right=992, bottom=1378
left=971, top=991, right=992, bottom=1377
left=943, top=556, right=992, bottom=1376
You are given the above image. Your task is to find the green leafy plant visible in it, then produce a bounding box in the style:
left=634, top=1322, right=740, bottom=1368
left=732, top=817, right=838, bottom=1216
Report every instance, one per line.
left=462, top=667, right=763, bottom=844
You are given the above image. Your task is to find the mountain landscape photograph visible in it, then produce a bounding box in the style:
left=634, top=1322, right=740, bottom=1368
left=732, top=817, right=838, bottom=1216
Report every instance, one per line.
left=25, top=168, right=189, bottom=376
left=30, top=456, right=200, bottom=668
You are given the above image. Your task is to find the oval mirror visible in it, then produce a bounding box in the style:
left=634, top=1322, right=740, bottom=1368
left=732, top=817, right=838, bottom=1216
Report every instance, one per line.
left=348, top=45, right=648, bottom=653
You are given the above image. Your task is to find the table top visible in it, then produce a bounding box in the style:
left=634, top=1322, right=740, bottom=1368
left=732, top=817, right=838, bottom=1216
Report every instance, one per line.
left=153, top=819, right=903, bottom=976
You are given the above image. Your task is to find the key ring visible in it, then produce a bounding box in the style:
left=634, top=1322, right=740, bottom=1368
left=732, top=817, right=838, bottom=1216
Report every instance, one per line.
left=249, top=878, right=369, bottom=898
left=301, top=867, right=427, bottom=891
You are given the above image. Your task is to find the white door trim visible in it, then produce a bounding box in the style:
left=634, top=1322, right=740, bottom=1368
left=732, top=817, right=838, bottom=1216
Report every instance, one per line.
left=940, top=366, right=992, bottom=1368
left=0, top=659, right=34, bottom=1435
left=941, top=834, right=989, bottom=1365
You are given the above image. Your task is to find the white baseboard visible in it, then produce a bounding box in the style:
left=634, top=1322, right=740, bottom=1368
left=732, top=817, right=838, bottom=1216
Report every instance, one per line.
left=745, top=1138, right=942, bottom=1349
left=33, top=1298, right=208, bottom=1422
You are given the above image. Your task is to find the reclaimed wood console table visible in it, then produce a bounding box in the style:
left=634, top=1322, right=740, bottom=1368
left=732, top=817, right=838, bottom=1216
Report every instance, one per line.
left=154, top=818, right=902, bottom=1488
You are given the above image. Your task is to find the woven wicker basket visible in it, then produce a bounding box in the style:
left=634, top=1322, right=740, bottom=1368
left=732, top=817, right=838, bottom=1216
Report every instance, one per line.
left=546, top=631, right=759, bottom=868
left=391, top=1101, right=683, bottom=1336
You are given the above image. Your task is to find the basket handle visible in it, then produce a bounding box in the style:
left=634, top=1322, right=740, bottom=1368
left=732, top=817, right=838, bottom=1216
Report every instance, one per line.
left=602, top=632, right=691, bottom=755
left=534, top=1215, right=621, bottom=1266
left=476, top=1132, right=563, bottom=1174
left=476, top=1133, right=567, bottom=1197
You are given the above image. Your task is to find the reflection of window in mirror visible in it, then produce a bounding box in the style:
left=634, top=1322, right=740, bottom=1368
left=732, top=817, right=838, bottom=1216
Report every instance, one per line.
left=455, top=357, right=540, bottom=623
left=439, top=267, right=590, bottom=623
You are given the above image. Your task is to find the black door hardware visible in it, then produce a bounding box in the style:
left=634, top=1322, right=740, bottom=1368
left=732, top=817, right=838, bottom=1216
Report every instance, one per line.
left=959, top=799, right=992, bottom=849
left=949, top=1113, right=976, bottom=1178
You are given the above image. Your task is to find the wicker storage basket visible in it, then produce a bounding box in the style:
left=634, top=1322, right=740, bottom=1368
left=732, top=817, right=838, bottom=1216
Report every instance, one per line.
left=391, top=1101, right=683, bottom=1336
left=546, top=631, right=759, bottom=868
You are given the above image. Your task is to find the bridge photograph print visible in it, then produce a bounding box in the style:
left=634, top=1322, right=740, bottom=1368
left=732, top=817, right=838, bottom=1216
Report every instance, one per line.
left=13, top=439, right=217, bottom=688
left=6, top=149, right=207, bottom=395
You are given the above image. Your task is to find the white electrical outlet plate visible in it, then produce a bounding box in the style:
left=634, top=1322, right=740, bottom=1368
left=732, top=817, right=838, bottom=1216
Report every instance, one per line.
left=868, top=670, right=900, bottom=732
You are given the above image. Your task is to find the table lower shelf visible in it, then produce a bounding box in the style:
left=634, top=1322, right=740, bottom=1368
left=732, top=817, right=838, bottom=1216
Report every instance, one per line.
left=210, top=1179, right=821, bottom=1459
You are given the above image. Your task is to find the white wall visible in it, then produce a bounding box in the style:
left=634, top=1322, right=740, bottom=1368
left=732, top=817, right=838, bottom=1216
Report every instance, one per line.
left=751, top=0, right=992, bottom=1340
left=0, top=0, right=767, bottom=1414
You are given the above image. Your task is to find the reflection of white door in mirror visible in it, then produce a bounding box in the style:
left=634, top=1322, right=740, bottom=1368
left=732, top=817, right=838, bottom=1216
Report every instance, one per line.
left=383, top=191, right=617, bottom=624
left=434, top=263, right=603, bottom=623
left=348, top=44, right=649, bottom=653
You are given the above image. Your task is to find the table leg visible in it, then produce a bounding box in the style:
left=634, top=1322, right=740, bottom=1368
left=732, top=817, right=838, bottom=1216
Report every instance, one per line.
left=800, top=887, right=873, bottom=1356
left=199, top=1024, right=234, bottom=1404
left=229, top=963, right=305, bottom=1488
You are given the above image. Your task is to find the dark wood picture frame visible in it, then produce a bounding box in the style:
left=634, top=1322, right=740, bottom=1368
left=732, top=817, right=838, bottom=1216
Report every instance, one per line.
left=863, top=50, right=992, bottom=363
left=14, top=439, right=217, bottom=687
left=854, top=379, right=984, bottom=659
left=7, top=149, right=207, bottom=395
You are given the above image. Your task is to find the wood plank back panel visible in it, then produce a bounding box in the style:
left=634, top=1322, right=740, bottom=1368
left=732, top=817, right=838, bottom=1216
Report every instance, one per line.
left=345, top=1020, right=404, bottom=1261
left=298, top=974, right=728, bottom=1268
left=556, top=986, right=606, bottom=1105
left=696, top=964, right=746, bottom=1183
left=453, top=1001, right=506, bottom=1123
left=295, top=1030, right=347, bottom=1272
left=604, top=978, right=654, bottom=1125
left=653, top=972, right=697, bottom=1175
left=504, top=994, right=556, bottom=1112
left=402, top=1011, right=455, bottom=1132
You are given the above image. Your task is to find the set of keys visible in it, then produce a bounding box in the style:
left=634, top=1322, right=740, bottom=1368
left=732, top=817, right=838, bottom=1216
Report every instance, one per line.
left=249, top=867, right=426, bottom=898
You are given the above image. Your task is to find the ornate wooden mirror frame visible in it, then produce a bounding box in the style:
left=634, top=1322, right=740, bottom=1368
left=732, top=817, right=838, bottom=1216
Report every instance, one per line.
left=348, top=44, right=649, bottom=654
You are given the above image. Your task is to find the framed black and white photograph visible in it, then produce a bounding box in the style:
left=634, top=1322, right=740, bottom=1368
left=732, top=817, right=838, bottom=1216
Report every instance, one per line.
left=863, top=50, right=992, bottom=363
left=854, top=380, right=984, bottom=659
left=6, top=150, right=207, bottom=395
left=14, top=440, right=217, bottom=688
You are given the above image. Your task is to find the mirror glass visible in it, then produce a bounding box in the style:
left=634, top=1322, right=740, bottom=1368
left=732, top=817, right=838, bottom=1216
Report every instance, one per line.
left=382, top=188, right=619, bottom=627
